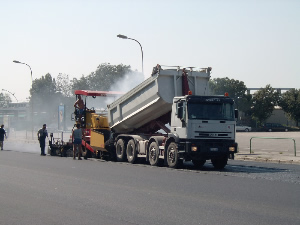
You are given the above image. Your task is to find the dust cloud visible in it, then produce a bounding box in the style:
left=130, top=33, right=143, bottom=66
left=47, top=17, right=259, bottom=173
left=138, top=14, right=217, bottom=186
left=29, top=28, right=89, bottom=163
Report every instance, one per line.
left=1, top=71, right=145, bottom=145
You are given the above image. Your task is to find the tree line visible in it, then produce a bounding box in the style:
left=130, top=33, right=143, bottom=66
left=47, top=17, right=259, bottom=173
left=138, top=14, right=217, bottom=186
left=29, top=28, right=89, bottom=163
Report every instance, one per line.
left=1, top=63, right=140, bottom=129
left=30, top=63, right=142, bottom=128
left=209, top=78, right=300, bottom=127
left=1, top=64, right=299, bottom=128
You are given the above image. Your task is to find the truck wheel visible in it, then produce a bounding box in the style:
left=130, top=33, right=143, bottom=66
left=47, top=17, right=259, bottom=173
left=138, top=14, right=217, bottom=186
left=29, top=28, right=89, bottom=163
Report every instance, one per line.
left=66, top=148, right=73, bottom=157
left=108, top=149, right=116, bottom=161
left=126, top=139, right=137, bottom=163
left=167, top=142, right=179, bottom=168
left=83, top=150, right=90, bottom=159
left=60, top=147, right=65, bottom=157
left=50, top=147, right=54, bottom=156
left=192, top=159, right=206, bottom=168
left=149, top=142, right=160, bottom=166
left=116, top=139, right=126, bottom=162
left=95, top=150, right=100, bottom=159
left=211, top=157, right=227, bottom=170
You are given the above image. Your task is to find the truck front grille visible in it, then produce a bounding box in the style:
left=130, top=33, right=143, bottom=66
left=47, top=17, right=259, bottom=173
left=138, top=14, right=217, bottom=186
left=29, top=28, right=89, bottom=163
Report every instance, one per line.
left=194, top=131, right=231, bottom=139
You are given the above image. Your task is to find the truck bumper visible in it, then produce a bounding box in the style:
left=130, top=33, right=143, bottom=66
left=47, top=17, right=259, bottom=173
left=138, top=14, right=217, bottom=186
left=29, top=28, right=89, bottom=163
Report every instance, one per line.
left=177, top=139, right=237, bottom=160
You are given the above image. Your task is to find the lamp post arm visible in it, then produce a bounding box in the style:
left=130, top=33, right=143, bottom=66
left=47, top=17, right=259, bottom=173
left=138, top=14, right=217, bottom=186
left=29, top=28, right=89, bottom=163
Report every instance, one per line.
left=24, top=63, right=33, bottom=82
left=1, top=89, right=18, bottom=102
left=13, top=61, right=33, bottom=82
left=13, top=60, right=34, bottom=139
left=128, top=38, right=144, bottom=75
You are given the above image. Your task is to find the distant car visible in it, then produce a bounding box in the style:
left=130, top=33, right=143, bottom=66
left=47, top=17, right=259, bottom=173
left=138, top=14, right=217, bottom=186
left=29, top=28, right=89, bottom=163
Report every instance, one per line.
left=236, top=125, right=251, bottom=132
left=263, top=123, right=289, bottom=132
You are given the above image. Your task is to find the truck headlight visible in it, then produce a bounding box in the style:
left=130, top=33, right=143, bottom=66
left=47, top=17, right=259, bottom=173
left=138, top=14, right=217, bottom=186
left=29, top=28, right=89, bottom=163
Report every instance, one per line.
left=229, top=147, right=235, bottom=152
left=191, top=146, right=197, bottom=152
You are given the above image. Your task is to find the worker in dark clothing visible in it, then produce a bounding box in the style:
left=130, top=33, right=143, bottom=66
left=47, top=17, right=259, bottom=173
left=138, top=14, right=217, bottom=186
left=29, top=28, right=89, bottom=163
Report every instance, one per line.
left=37, top=124, right=48, bottom=156
left=0, top=124, right=7, bottom=150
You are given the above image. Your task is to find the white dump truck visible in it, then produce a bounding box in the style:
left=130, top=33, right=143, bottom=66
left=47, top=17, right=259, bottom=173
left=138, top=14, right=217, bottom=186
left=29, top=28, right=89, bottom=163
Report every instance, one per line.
left=107, top=65, right=238, bottom=169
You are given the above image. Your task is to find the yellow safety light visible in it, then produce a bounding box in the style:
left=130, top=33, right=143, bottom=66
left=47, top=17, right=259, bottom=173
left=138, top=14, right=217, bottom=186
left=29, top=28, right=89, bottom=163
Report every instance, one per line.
left=229, top=147, right=235, bottom=152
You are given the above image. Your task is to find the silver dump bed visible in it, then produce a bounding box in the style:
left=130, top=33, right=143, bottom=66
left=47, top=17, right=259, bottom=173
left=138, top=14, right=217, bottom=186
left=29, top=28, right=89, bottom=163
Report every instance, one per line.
left=107, top=66, right=211, bottom=133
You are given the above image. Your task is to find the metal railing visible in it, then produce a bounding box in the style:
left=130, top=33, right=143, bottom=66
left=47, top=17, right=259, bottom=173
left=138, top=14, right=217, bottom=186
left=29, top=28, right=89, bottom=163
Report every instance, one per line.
left=250, top=137, right=297, bottom=156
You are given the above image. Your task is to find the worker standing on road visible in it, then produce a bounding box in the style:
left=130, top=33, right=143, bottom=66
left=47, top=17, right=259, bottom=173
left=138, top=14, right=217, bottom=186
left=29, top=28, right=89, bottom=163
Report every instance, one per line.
left=72, top=123, right=84, bottom=160
left=0, top=124, right=7, bottom=150
left=37, top=124, right=48, bottom=156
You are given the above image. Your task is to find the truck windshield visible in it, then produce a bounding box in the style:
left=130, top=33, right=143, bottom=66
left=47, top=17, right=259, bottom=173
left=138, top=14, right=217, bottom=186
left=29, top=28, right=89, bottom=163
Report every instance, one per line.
left=188, top=102, right=234, bottom=121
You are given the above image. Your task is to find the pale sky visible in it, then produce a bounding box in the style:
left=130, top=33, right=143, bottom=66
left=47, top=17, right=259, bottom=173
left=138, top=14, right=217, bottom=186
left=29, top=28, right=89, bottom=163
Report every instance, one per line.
left=1, top=0, right=299, bottom=102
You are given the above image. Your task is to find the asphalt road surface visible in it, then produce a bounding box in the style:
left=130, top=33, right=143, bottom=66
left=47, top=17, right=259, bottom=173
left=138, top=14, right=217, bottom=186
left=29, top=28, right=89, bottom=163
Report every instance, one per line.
left=0, top=141, right=300, bottom=225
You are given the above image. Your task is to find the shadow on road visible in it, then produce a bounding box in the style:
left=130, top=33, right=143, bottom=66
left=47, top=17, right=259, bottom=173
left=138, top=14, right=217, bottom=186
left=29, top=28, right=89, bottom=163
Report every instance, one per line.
left=113, top=158, right=290, bottom=174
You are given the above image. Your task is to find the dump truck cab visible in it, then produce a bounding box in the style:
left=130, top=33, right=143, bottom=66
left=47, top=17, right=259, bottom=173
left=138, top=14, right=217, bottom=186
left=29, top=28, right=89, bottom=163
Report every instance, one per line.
left=167, top=94, right=237, bottom=168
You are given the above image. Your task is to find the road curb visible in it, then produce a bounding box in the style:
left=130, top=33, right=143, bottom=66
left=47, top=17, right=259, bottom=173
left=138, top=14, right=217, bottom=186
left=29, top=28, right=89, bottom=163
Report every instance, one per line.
left=235, top=155, right=300, bottom=165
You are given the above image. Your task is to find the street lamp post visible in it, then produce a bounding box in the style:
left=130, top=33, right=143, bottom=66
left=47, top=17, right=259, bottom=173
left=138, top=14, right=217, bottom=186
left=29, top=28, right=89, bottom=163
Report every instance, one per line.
left=1, top=89, right=18, bottom=102
left=13, top=60, right=34, bottom=139
left=117, top=34, right=144, bottom=74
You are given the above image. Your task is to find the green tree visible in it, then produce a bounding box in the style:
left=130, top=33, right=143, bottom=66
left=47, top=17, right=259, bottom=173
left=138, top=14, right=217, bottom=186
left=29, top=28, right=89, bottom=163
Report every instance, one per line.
left=28, top=63, right=140, bottom=130
left=88, top=63, right=132, bottom=91
left=30, top=73, right=59, bottom=126
left=278, top=89, right=300, bottom=127
left=236, top=94, right=253, bottom=115
left=71, top=76, right=90, bottom=92
left=55, top=73, right=76, bottom=128
left=31, top=73, right=57, bottom=99
left=71, top=63, right=133, bottom=92
left=56, top=73, right=72, bottom=98
left=0, top=93, right=12, bottom=107
left=251, top=85, right=279, bottom=126
left=209, top=77, right=247, bottom=100
left=209, top=77, right=252, bottom=114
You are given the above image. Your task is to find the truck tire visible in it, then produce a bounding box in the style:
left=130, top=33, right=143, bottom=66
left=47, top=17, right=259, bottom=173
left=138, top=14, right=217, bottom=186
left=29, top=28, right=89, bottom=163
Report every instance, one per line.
left=116, top=139, right=126, bottom=162
left=95, top=150, right=99, bottom=159
left=211, top=157, right=227, bottom=170
left=50, top=147, right=55, bottom=156
left=60, top=146, right=65, bottom=157
left=84, top=149, right=92, bottom=159
left=126, top=139, right=137, bottom=164
left=192, top=159, right=206, bottom=168
left=166, top=142, right=180, bottom=168
left=149, top=142, right=160, bottom=166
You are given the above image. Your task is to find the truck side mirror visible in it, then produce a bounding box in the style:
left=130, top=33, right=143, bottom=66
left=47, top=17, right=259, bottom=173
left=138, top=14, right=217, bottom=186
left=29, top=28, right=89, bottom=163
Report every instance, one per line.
left=234, top=109, right=238, bottom=119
